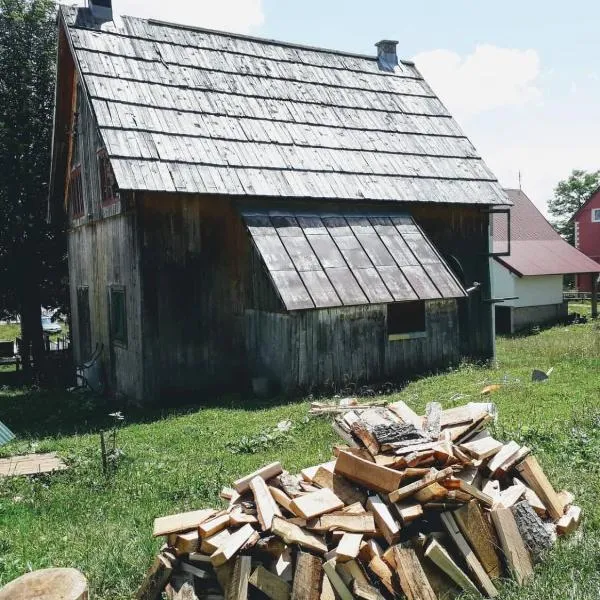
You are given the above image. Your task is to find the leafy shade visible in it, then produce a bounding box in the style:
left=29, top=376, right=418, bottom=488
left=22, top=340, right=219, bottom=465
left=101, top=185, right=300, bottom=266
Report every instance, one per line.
left=0, top=0, right=67, bottom=376
left=548, top=169, right=600, bottom=245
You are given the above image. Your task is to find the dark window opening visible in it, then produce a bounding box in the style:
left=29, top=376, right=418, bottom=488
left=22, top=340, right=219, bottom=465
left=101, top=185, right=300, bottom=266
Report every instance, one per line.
left=110, top=286, right=127, bottom=346
left=98, top=148, right=119, bottom=206
left=69, top=166, right=84, bottom=218
left=387, top=301, right=426, bottom=337
left=77, top=286, right=92, bottom=359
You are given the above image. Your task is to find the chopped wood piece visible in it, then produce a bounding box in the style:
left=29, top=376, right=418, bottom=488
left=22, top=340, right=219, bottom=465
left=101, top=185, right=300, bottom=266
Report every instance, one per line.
left=495, top=482, right=526, bottom=509
left=273, top=546, right=293, bottom=582
left=337, top=560, right=370, bottom=588
left=136, top=554, right=173, bottom=600
left=166, top=574, right=198, bottom=600
left=271, top=516, right=327, bottom=554
left=336, top=533, right=363, bottom=562
left=352, top=580, right=386, bottom=600
left=291, top=552, right=322, bottom=600
left=440, top=511, right=499, bottom=597
left=0, top=568, right=89, bottom=600
left=556, top=505, right=582, bottom=535
left=322, top=559, right=353, bottom=600
left=210, top=524, right=259, bottom=567
left=179, top=561, right=212, bottom=580
left=368, top=556, right=397, bottom=597
left=351, top=421, right=380, bottom=455
left=174, top=530, right=199, bottom=554
left=453, top=500, right=502, bottom=580
left=200, top=528, right=231, bottom=554
left=320, top=572, right=336, bottom=600
left=481, top=478, right=501, bottom=500
left=153, top=509, right=216, bottom=537
left=276, top=473, right=304, bottom=498
left=445, top=478, right=494, bottom=507
left=512, top=501, right=554, bottom=561
left=460, top=435, right=503, bottom=460
left=341, top=501, right=367, bottom=514
left=359, top=539, right=383, bottom=563
left=388, top=467, right=454, bottom=503
left=457, top=465, right=479, bottom=486
left=313, top=467, right=367, bottom=506
left=413, top=482, right=448, bottom=504
left=234, top=462, right=283, bottom=494
left=395, top=501, right=423, bottom=525
left=424, top=539, right=480, bottom=597
left=333, top=445, right=375, bottom=462
left=488, top=441, right=521, bottom=476
left=225, top=556, right=252, bottom=600
left=216, top=562, right=234, bottom=594
left=454, top=414, right=493, bottom=444
left=301, top=460, right=336, bottom=483
left=372, top=422, right=426, bottom=445
left=557, top=490, right=575, bottom=508
left=250, top=475, right=282, bottom=531
left=366, top=495, right=401, bottom=544
left=335, top=451, right=403, bottom=493
left=199, top=514, right=230, bottom=538
left=515, top=455, right=564, bottom=521
left=249, top=565, right=291, bottom=600
left=229, top=509, right=258, bottom=527
left=289, top=488, right=344, bottom=519
left=424, top=402, right=442, bottom=439
left=495, top=446, right=531, bottom=477
left=307, top=512, right=376, bottom=534
left=387, top=401, right=423, bottom=429
left=269, top=486, right=295, bottom=514
left=393, top=545, right=437, bottom=600
left=393, top=441, right=438, bottom=456
left=491, top=507, right=534, bottom=585
left=515, top=479, right=547, bottom=517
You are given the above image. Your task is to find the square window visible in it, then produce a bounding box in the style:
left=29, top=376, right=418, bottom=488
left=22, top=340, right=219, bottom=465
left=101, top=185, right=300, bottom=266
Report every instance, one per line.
left=110, top=286, right=127, bottom=346
left=592, top=208, right=600, bottom=223
left=387, top=301, right=426, bottom=339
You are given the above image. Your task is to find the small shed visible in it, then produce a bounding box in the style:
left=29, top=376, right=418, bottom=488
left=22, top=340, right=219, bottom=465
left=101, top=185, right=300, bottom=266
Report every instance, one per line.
left=492, top=189, right=599, bottom=333
left=48, top=2, right=510, bottom=402
left=571, top=186, right=600, bottom=293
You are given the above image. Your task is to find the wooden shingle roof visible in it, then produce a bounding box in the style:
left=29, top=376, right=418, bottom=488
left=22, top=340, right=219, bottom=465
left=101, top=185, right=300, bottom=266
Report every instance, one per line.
left=61, top=5, right=509, bottom=205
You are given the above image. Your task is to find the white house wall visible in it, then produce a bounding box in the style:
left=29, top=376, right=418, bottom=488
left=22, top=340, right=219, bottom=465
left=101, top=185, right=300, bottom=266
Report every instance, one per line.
left=491, top=261, right=563, bottom=307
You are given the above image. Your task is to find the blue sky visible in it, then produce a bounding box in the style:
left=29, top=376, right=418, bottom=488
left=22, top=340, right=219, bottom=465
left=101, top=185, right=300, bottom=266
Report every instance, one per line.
left=113, top=0, right=600, bottom=212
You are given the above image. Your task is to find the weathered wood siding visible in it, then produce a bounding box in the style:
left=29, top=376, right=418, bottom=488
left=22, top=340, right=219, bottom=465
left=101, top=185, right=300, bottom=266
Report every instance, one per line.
left=67, top=89, right=144, bottom=400
left=245, top=299, right=458, bottom=394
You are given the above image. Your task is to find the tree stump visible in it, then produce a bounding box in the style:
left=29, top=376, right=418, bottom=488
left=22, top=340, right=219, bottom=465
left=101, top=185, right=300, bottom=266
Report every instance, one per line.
left=0, top=568, right=88, bottom=600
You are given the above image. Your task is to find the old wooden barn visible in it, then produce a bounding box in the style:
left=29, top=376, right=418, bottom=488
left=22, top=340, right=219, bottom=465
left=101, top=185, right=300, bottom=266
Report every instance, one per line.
left=48, top=1, right=511, bottom=402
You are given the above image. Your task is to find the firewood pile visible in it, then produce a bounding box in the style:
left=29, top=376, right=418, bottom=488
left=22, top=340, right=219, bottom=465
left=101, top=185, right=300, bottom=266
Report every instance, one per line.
left=137, top=400, right=581, bottom=600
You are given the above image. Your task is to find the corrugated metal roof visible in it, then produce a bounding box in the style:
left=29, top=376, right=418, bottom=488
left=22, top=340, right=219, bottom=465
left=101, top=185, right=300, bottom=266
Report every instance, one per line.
left=242, top=209, right=466, bottom=310
left=493, top=189, right=600, bottom=276
left=0, top=420, right=15, bottom=446
left=59, top=5, right=509, bottom=206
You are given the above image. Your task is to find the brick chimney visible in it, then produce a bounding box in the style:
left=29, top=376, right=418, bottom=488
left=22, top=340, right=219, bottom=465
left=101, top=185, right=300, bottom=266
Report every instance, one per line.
left=376, top=40, right=399, bottom=72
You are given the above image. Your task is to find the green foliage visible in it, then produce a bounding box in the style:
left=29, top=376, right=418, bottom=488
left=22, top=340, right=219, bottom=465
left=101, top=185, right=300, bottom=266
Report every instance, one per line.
left=0, top=0, right=67, bottom=372
left=1, top=317, right=600, bottom=598
left=548, top=169, right=600, bottom=244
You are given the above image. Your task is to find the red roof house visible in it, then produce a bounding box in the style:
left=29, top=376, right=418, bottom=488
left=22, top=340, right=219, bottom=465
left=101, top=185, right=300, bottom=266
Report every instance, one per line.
left=571, top=187, right=600, bottom=292
left=492, top=189, right=599, bottom=333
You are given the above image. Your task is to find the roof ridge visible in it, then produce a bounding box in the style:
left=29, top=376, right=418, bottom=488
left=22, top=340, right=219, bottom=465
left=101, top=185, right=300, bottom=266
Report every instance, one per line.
left=119, top=15, right=416, bottom=67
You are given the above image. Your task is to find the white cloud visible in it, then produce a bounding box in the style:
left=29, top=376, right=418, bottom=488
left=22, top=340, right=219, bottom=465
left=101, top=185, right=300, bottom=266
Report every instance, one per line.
left=413, top=45, right=542, bottom=120
left=112, top=0, right=264, bottom=33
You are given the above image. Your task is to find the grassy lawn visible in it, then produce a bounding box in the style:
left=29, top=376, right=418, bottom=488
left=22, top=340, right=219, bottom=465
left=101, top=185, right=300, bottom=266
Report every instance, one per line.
left=0, top=320, right=599, bottom=599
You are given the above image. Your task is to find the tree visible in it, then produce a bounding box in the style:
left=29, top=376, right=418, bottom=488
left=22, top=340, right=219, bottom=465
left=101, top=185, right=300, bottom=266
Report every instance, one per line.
left=0, top=0, right=67, bottom=380
left=548, top=169, right=600, bottom=245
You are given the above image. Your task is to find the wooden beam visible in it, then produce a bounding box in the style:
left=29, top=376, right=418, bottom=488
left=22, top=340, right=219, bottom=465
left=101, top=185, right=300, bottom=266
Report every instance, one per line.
left=393, top=545, right=437, bottom=600
left=233, top=462, right=283, bottom=494
left=249, top=565, right=291, bottom=600
left=198, top=513, right=230, bottom=538
left=153, top=509, right=216, bottom=537
left=488, top=441, right=521, bottom=476
left=514, top=455, right=563, bottom=521
left=291, top=552, right=322, bottom=600
left=200, top=528, right=231, bottom=554
left=453, top=500, right=502, bottom=580
left=225, top=556, right=252, bottom=600
left=440, top=512, right=499, bottom=597
left=424, top=539, right=480, bottom=597
left=389, top=467, right=454, bottom=503
left=491, top=507, right=533, bottom=585
left=306, top=512, right=376, bottom=534
left=334, top=451, right=403, bottom=494
left=250, top=475, right=282, bottom=531
left=322, top=559, right=353, bottom=600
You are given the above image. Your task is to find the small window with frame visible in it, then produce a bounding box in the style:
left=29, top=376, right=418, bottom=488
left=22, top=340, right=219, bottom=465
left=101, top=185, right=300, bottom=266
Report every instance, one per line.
left=592, top=208, right=600, bottom=223
left=387, top=301, right=426, bottom=340
left=98, top=148, right=119, bottom=206
left=109, top=285, right=127, bottom=346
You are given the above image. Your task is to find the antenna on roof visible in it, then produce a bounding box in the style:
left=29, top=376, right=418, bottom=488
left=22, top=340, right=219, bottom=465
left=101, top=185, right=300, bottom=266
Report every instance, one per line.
left=518, top=170, right=522, bottom=191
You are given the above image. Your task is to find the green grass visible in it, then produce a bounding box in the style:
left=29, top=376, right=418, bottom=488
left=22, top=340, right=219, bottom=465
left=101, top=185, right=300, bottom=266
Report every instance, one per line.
left=0, top=321, right=599, bottom=598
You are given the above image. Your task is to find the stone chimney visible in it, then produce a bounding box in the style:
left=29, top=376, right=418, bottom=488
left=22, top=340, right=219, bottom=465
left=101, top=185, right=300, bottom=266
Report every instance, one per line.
left=89, top=0, right=113, bottom=24
left=375, top=40, right=399, bottom=72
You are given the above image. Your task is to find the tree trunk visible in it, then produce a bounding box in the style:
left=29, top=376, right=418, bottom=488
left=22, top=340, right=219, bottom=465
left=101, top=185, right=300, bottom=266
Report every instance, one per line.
left=18, top=256, right=44, bottom=383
